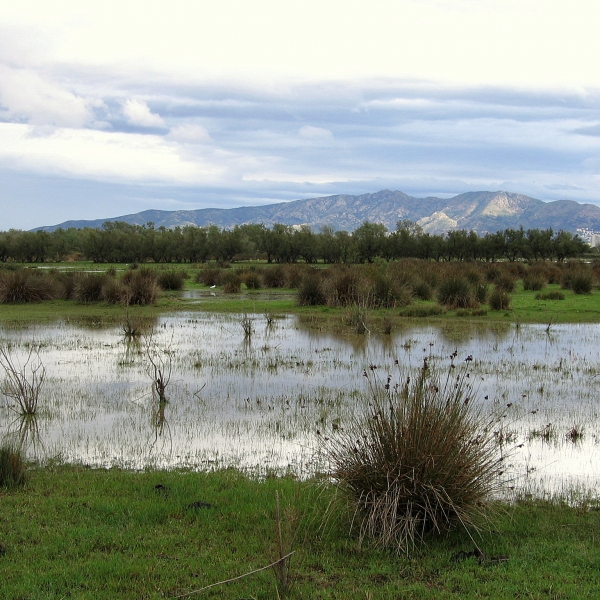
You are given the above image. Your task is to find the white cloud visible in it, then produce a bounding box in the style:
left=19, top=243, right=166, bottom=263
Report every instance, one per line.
left=121, top=99, right=165, bottom=128
left=167, top=124, right=211, bottom=143
left=0, top=65, right=99, bottom=127
left=0, top=123, right=223, bottom=183
left=298, top=126, right=333, bottom=140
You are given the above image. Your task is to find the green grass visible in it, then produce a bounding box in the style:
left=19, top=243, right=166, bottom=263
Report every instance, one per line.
left=1, top=466, right=600, bottom=598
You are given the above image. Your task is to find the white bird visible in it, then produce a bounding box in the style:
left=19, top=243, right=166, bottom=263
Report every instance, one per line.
left=210, top=285, right=216, bottom=288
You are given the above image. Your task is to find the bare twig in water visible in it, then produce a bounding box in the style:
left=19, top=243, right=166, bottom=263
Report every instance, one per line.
left=0, top=344, right=45, bottom=415
left=145, top=336, right=172, bottom=404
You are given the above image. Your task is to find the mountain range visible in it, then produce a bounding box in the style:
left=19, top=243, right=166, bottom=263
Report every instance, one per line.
left=36, top=190, right=600, bottom=236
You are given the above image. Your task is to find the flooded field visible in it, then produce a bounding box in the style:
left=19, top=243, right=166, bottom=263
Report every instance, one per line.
left=1, top=312, right=600, bottom=498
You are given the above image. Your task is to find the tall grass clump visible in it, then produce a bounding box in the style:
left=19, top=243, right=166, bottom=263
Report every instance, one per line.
left=0, top=443, right=27, bottom=488
left=323, top=358, right=503, bottom=555
left=535, top=290, right=565, bottom=301
left=73, top=272, right=108, bottom=303
left=242, top=270, right=263, bottom=290
left=195, top=267, right=222, bottom=287
left=121, top=269, right=160, bottom=305
left=320, top=266, right=359, bottom=307
left=0, top=269, right=60, bottom=303
left=262, top=265, right=286, bottom=288
left=157, top=270, right=186, bottom=291
left=437, top=277, right=476, bottom=309
left=221, top=271, right=242, bottom=293
left=522, top=274, right=546, bottom=291
left=489, top=287, right=511, bottom=311
left=569, top=271, right=594, bottom=294
left=297, top=273, right=325, bottom=306
left=495, top=274, right=517, bottom=293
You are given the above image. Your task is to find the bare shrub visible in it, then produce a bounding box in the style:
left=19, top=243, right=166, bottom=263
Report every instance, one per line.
left=412, top=280, right=433, bottom=301
left=321, top=266, right=359, bottom=307
left=101, top=278, right=126, bottom=304
left=0, top=345, right=45, bottom=415
left=283, top=264, right=310, bottom=289
left=522, top=275, right=546, bottom=291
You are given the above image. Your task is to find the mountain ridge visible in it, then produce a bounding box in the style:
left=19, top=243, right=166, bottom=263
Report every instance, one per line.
left=34, top=190, right=600, bottom=236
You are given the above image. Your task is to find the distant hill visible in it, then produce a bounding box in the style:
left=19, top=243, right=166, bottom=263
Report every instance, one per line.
left=34, top=190, right=600, bottom=235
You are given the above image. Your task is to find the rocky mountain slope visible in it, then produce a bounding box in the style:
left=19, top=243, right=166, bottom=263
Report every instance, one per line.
left=36, top=190, right=600, bottom=235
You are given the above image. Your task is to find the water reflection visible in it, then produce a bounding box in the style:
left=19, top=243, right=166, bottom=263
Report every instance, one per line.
left=0, top=314, right=599, bottom=497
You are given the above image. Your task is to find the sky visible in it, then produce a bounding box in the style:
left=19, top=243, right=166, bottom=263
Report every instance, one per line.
left=1, top=0, right=599, bottom=230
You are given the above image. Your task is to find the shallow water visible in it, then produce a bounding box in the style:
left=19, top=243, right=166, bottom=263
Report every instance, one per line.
left=1, top=313, right=600, bottom=498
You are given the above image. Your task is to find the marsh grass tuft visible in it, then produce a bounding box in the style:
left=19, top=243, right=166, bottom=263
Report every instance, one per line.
left=0, top=443, right=27, bottom=488
left=566, top=424, right=584, bottom=443
left=323, top=357, right=503, bottom=555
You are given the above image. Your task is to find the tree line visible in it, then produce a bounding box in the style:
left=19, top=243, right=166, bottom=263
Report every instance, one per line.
left=0, top=220, right=589, bottom=264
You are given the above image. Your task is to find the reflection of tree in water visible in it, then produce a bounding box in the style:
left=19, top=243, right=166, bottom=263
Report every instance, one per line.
left=119, top=311, right=158, bottom=365
left=437, top=321, right=512, bottom=346
left=8, top=414, right=44, bottom=459
left=120, top=337, right=141, bottom=366
left=150, top=395, right=172, bottom=454
left=146, top=334, right=173, bottom=456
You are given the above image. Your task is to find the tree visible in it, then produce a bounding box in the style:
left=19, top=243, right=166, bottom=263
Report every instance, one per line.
left=352, top=222, right=387, bottom=263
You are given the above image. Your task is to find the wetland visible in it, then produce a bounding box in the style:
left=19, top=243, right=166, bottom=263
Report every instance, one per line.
left=2, top=311, right=600, bottom=498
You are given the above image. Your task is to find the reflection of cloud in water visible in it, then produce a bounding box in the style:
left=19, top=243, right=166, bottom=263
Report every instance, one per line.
left=1, top=314, right=600, bottom=497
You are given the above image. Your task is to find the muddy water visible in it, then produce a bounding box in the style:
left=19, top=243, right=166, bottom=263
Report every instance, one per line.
left=1, top=313, right=600, bottom=497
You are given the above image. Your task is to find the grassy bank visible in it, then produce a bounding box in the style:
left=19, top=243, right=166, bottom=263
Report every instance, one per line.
left=1, top=283, right=600, bottom=329
left=1, top=466, right=600, bottom=598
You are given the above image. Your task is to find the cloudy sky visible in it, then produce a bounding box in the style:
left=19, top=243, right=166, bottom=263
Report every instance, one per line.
left=1, top=0, right=599, bottom=230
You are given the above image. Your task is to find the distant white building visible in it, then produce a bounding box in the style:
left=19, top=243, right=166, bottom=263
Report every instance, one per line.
left=591, top=234, right=600, bottom=248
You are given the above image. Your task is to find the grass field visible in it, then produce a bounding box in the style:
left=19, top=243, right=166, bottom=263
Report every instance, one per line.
left=0, top=466, right=599, bottom=599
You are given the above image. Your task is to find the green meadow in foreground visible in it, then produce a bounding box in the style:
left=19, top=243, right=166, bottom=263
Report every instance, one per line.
left=1, top=466, right=600, bottom=599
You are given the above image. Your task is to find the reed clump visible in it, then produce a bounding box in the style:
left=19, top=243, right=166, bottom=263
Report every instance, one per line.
left=323, top=358, right=503, bottom=555
left=437, top=277, right=477, bottom=309
left=489, top=288, right=512, bottom=311
left=121, top=269, right=160, bottom=305
left=157, top=270, right=186, bottom=291
left=0, top=443, right=27, bottom=488
left=0, top=269, right=61, bottom=303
